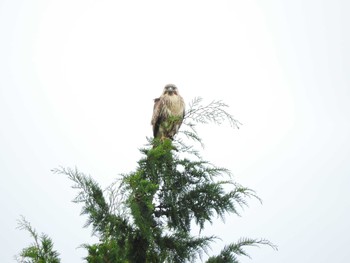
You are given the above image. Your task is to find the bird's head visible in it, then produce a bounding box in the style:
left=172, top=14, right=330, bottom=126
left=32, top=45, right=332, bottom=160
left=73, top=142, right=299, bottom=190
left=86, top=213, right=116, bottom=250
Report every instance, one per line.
left=162, top=84, right=179, bottom=96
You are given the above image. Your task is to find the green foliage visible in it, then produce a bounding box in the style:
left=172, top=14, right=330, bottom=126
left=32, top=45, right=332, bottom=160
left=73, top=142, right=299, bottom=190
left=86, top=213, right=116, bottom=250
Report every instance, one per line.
left=52, top=167, right=132, bottom=262
left=206, top=238, right=277, bottom=263
left=15, top=216, right=61, bottom=263
left=17, top=97, right=276, bottom=262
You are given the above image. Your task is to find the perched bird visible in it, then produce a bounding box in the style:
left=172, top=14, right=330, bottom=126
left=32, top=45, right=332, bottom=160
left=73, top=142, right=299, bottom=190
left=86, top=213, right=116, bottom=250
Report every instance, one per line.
left=151, top=84, right=185, bottom=140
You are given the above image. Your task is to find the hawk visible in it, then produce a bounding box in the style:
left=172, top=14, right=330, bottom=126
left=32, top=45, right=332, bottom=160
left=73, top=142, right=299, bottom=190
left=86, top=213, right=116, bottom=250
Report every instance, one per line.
left=151, top=84, right=185, bottom=140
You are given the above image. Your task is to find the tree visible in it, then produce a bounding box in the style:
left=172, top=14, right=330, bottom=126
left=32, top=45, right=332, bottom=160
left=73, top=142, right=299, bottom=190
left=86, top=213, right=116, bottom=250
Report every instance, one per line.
left=17, top=98, right=276, bottom=262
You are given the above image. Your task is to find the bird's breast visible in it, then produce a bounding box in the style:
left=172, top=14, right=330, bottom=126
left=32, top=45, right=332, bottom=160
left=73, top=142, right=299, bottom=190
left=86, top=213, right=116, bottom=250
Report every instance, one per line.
left=164, top=95, right=184, bottom=116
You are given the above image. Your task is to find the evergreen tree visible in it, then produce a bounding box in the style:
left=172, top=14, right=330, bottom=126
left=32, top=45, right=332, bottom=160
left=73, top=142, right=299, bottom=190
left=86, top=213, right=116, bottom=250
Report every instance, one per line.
left=17, top=98, right=276, bottom=262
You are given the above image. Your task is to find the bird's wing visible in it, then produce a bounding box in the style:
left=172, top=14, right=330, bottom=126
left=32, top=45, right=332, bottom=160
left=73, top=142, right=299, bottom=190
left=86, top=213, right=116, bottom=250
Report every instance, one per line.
left=151, top=97, right=165, bottom=138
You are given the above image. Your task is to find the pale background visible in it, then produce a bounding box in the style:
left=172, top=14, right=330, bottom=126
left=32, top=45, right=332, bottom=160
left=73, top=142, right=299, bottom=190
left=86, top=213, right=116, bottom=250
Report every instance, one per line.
left=1, top=0, right=349, bottom=262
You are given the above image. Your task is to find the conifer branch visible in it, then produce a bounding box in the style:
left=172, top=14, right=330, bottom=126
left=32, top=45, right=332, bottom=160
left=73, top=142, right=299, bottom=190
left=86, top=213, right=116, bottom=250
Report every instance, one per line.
left=179, top=97, right=241, bottom=147
left=184, top=97, right=241, bottom=127
left=159, top=232, right=217, bottom=263
left=15, top=216, right=61, bottom=263
left=206, top=238, right=277, bottom=263
left=52, top=167, right=132, bottom=240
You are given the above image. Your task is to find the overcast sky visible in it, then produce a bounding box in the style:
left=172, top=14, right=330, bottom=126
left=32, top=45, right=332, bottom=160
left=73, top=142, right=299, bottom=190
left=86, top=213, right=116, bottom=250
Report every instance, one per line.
left=1, top=0, right=349, bottom=262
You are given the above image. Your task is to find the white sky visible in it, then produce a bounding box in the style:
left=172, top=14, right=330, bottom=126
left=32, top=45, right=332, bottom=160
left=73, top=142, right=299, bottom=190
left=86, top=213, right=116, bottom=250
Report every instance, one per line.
left=1, top=0, right=349, bottom=262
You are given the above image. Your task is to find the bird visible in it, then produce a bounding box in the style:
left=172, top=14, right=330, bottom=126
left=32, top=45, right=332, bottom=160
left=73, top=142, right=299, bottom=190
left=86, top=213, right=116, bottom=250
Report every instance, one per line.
left=151, top=84, right=185, bottom=141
